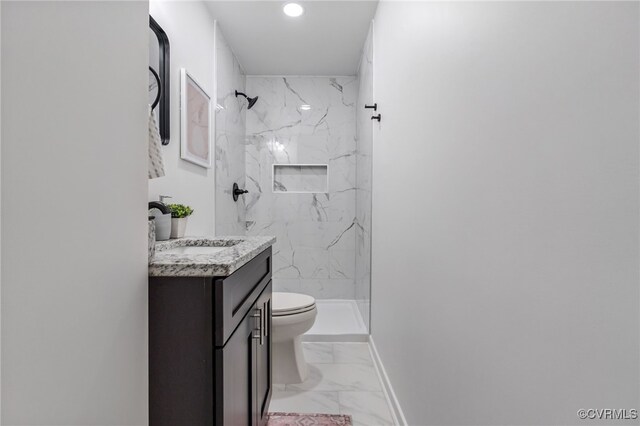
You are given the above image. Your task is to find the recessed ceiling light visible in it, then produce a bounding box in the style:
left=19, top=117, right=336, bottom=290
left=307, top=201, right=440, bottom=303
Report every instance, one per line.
left=300, top=104, right=311, bottom=111
left=283, top=2, right=304, bottom=17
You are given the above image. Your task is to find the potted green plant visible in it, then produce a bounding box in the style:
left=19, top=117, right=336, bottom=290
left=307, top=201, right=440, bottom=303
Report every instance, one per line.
left=167, top=204, right=194, bottom=238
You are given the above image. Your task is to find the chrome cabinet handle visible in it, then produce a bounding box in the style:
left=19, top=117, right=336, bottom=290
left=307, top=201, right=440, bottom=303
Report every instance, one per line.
left=263, top=303, right=269, bottom=340
left=252, top=308, right=263, bottom=345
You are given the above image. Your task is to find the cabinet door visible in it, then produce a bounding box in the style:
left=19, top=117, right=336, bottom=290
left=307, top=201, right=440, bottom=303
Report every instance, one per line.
left=215, top=305, right=256, bottom=426
left=255, top=281, right=272, bottom=426
left=149, top=277, right=213, bottom=426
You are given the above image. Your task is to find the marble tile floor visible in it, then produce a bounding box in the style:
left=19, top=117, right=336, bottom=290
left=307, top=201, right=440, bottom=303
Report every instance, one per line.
left=270, top=343, right=395, bottom=426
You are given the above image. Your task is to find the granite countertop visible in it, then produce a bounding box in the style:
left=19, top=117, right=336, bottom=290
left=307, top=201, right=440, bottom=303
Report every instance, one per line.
left=148, top=236, right=276, bottom=277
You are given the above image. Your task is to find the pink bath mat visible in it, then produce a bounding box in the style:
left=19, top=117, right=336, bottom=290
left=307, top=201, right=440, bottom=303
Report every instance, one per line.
left=267, top=412, right=352, bottom=425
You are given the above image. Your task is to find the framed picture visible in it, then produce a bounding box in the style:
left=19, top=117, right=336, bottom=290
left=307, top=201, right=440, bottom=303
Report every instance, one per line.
left=180, top=68, right=212, bottom=168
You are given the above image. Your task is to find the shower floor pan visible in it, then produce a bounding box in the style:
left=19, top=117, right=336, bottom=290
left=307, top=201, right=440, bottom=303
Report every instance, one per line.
left=303, top=299, right=368, bottom=342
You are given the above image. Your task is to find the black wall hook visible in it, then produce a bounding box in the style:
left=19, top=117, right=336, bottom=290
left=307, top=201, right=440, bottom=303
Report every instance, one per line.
left=371, top=114, right=381, bottom=122
left=364, top=103, right=377, bottom=111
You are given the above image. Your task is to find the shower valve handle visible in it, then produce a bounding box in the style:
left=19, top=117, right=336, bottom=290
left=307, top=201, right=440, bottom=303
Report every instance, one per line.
left=232, top=183, right=249, bottom=202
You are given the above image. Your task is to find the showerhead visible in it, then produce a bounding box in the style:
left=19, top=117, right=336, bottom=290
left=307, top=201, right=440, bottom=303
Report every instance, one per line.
left=235, top=90, right=259, bottom=110
left=247, top=96, right=259, bottom=109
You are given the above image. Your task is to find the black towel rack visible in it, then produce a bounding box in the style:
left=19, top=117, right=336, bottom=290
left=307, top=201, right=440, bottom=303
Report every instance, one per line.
left=149, top=66, right=162, bottom=110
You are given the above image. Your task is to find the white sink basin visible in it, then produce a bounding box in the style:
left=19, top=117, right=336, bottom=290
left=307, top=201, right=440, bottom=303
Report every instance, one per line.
left=162, top=246, right=228, bottom=255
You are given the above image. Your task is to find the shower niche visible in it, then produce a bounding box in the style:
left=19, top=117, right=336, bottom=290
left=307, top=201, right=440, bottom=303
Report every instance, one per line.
left=273, top=164, right=328, bottom=193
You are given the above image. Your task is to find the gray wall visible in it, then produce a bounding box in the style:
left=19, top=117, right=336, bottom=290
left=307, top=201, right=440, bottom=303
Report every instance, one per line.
left=1, top=1, right=149, bottom=423
left=371, top=2, right=639, bottom=425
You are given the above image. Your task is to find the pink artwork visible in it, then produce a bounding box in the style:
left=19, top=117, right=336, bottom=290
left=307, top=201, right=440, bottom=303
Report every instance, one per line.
left=267, top=413, right=352, bottom=425
left=180, top=69, right=211, bottom=167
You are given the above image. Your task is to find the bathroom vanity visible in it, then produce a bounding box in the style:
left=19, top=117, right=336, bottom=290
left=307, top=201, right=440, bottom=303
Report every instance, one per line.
left=148, top=236, right=275, bottom=426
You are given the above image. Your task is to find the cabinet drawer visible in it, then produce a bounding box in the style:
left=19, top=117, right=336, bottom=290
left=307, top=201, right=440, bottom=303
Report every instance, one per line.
left=213, top=247, right=272, bottom=347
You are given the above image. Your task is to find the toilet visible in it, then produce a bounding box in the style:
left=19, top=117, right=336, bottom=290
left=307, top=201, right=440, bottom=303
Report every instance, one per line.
left=272, top=292, right=317, bottom=384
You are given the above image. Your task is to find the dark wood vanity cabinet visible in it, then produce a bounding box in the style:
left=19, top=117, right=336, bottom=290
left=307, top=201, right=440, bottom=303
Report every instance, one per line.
left=149, top=248, right=272, bottom=426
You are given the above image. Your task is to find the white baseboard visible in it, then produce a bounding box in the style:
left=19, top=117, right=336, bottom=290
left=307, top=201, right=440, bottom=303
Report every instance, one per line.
left=368, top=336, right=408, bottom=426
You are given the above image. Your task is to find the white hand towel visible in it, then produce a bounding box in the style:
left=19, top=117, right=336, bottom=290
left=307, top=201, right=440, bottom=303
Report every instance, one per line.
left=148, top=106, right=165, bottom=179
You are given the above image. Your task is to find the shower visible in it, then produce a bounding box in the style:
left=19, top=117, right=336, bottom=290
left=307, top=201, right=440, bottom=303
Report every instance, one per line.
left=216, top=37, right=374, bottom=340
left=235, top=90, right=259, bottom=109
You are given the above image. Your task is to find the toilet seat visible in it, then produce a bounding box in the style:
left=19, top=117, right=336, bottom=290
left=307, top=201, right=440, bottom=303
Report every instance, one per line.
left=273, top=292, right=316, bottom=317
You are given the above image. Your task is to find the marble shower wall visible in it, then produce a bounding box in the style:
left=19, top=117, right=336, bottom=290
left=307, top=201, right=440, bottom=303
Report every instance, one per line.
left=214, top=24, right=247, bottom=236
left=355, top=25, right=373, bottom=330
left=245, top=76, right=358, bottom=300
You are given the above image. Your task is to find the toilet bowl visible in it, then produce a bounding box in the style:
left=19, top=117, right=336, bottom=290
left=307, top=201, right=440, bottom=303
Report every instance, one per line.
left=272, top=292, right=317, bottom=384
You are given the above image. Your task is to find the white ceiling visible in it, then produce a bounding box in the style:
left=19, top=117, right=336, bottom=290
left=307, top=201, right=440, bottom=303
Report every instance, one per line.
left=204, top=1, right=378, bottom=75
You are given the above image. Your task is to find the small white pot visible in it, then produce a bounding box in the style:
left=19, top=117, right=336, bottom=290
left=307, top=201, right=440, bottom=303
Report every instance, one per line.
left=170, top=217, right=189, bottom=239
left=154, top=213, right=172, bottom=241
